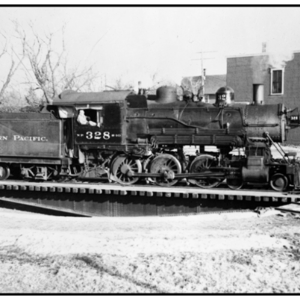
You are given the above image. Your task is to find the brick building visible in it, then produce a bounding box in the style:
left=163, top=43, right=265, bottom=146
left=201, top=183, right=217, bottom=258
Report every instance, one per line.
left=227, top=51, right=300, bottom=144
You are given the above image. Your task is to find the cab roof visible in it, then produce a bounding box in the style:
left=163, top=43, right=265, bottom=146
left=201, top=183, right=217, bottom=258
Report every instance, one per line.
left=51, top=90, right=133, bottom=106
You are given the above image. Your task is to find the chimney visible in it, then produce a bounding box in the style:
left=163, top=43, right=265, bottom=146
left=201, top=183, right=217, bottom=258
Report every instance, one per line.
left=138, top=81, right=143, bottom=95
left=253, top=84, right=264, bottom=105
left=262, top=42, right=267, bottom=53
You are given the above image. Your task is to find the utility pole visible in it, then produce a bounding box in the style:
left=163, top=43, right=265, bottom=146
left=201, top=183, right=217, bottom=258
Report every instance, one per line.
left=193, top=50, right=216, bottom=102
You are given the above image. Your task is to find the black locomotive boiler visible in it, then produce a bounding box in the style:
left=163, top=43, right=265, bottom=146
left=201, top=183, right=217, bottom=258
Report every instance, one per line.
left=0, top=85, right=300, bottom=192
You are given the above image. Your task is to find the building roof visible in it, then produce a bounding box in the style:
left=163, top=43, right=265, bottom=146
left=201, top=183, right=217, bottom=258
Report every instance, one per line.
left=227, top=50, right=300, bottom=59
left=204, top=75, right=227, bottom=94
left=181, top=74, right=226, bottom=95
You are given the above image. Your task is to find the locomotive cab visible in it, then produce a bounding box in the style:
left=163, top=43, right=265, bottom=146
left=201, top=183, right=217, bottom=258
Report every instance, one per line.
left=74, top=103, right=123, bottom=147
left=52, top=90, right=132, bottom=151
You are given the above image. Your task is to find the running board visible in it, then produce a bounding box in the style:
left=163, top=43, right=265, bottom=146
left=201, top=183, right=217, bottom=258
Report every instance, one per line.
left=128, top=172, right=226, bottom=179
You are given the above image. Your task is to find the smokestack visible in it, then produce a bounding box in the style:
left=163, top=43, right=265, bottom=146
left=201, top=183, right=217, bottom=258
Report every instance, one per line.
left=262, top=42, right=267, bottom=53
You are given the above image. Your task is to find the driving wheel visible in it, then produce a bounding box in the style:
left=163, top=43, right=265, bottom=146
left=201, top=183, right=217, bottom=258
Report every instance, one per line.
left=189, top=154, right=223, bottom=188
left=111, top=155, right=142, bottom=185
left=150, top=154, right=182, bottom=187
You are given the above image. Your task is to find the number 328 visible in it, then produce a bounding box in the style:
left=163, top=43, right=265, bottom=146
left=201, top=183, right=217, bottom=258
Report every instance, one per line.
left=86, top=131, right=111, bottom=140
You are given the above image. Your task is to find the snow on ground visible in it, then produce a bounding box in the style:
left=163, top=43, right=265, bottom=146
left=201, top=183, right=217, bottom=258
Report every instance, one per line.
left=0, top=206, right=300, bottom=293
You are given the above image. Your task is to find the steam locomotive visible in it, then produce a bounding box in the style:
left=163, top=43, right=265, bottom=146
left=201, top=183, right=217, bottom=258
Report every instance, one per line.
left=0, top=85, right=300, bottom=192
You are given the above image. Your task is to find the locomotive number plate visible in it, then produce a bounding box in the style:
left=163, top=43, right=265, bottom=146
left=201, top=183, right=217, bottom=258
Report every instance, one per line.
left=85, top=131, right=111, bottom=140
left=76, top=129, right=122, bottom=143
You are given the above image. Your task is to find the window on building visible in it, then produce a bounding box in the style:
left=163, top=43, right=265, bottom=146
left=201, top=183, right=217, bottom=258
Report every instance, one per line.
left=271, top=69, right=284, bottom=95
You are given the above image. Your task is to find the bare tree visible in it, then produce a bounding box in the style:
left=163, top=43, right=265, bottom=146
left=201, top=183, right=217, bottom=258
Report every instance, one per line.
left=0, top=34, right=25, bottom=103
left=109, top=75, right=134, bottom=91
left=15, top=22, right=99, bottom=104
left=62, top=64, right=98, bottom=92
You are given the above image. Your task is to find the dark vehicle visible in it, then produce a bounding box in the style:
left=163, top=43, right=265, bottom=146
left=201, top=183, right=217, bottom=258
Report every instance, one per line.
left=0, top=86, right=300, bottom=192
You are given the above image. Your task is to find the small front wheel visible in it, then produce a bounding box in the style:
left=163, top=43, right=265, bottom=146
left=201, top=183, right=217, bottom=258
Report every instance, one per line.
left=226, top=177, right=243, bottom=190
left=270, top=173, right=289, bottom=192
left=0, top=165, right=10, bottom=181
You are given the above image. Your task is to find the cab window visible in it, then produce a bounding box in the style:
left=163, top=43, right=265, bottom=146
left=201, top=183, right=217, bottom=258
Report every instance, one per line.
left=76, top=107, right=103, bottom=127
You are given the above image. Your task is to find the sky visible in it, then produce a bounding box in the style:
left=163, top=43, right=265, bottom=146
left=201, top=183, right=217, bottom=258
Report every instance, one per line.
left=1, top=6, right=300, bottom=90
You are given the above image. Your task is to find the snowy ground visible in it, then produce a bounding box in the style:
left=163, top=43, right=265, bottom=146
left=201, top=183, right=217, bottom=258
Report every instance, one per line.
left=0, top=206, right=300, bottom=293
